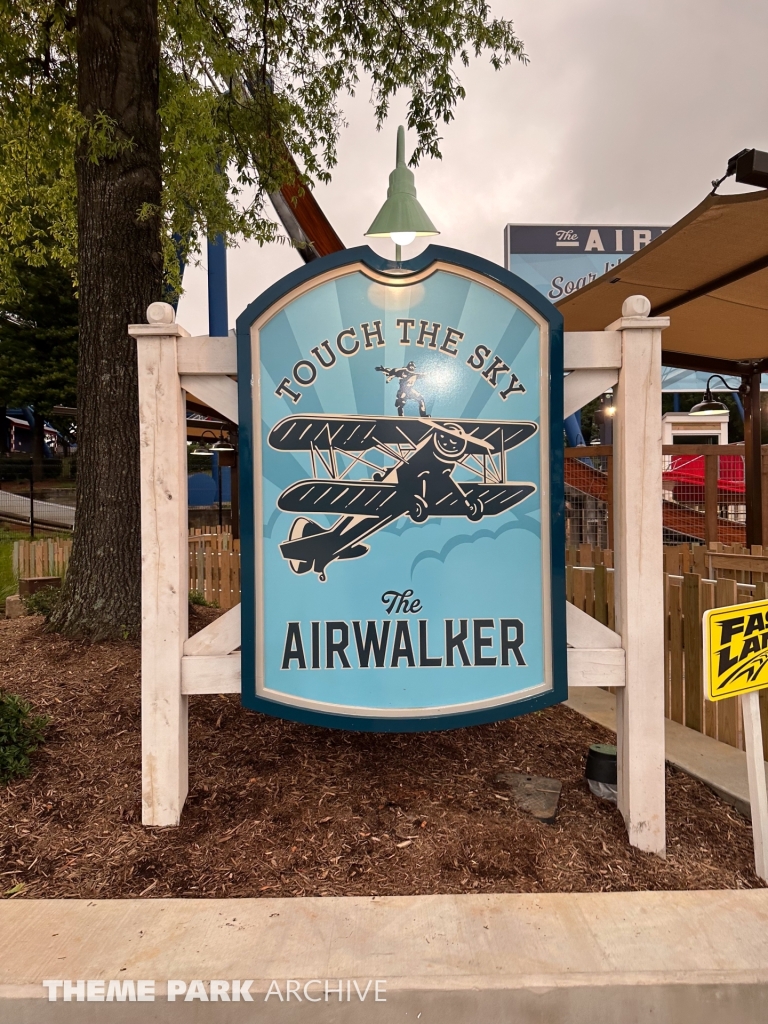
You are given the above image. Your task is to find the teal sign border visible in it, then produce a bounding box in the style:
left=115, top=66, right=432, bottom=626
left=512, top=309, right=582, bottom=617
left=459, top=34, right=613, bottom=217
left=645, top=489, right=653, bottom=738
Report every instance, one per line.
left=236, top=245, right=566, bottom=731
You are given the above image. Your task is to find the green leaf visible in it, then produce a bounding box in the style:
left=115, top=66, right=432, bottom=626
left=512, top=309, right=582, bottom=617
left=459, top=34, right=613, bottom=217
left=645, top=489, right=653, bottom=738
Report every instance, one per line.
left=0, top=691, right=49, bottom=785
left=0, top=0, right=526, bottom=297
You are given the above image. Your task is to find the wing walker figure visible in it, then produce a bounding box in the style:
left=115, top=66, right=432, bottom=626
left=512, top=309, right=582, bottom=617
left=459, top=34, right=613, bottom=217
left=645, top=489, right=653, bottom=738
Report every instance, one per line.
left=376, top=361, right=427, bottom=416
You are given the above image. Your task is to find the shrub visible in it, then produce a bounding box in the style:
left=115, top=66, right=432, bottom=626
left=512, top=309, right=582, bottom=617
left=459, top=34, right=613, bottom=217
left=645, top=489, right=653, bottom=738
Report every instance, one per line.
left=0, top=693, right=49, bottom=785
left=22, top=585, right=61, bottom=619
left=189, top=589, right=217, bottom=607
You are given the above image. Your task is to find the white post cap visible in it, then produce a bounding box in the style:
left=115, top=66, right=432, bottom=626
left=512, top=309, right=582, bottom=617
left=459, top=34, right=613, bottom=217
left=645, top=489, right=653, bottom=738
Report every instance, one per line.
left=621, top=295, right=652, bottom=318
left=146, top=301, right=176, bottom=325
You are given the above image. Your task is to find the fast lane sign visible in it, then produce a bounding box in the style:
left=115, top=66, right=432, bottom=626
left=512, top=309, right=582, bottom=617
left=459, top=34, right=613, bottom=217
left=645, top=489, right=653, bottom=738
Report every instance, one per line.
left=704, top=598, right=768, bottom=701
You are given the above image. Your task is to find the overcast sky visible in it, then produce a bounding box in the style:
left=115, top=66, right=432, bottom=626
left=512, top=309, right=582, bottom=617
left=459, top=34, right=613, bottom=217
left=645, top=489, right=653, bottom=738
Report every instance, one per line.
left=176, top=0, right=768, bottom=334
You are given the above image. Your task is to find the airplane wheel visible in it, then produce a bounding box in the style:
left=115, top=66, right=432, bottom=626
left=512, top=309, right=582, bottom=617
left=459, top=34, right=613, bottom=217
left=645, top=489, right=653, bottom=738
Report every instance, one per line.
left=287, top=517, right=317, bottom=575
left=410, top=499, right=428, bottom=523
left=467, top=499, right=484, bottom=522
left=288, top=559, right=313, bottom=575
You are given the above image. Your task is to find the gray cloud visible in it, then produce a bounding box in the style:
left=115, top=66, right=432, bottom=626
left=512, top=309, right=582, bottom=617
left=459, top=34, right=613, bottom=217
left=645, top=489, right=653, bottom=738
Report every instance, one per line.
left=178, top=0, right=768, bottom=333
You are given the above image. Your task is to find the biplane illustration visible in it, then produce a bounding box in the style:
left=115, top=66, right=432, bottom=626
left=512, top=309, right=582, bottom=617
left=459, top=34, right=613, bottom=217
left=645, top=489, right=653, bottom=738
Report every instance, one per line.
left=268, top=414, right=538, bottom=581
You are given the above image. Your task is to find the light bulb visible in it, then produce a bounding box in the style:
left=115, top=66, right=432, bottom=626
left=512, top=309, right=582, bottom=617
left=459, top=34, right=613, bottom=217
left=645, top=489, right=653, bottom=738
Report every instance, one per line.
left=390, top=231, right=416, bottom=246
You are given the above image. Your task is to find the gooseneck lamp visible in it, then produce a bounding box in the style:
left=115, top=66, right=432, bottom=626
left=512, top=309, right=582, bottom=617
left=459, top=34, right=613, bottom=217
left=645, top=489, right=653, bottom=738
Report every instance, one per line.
left=365, top=125, right=439, bottom=262
left=689, top=375, right=736, bottom=416
left=190, top=428, right=235, bottom=454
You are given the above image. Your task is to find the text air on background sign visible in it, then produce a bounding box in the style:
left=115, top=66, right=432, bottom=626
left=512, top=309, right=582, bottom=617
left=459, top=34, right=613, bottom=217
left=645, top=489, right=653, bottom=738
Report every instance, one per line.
left=236, top=246, right=566, bottom=731
left=704, top=599, right=768, bottom=701
left=504, top=224, right=666, bottom=302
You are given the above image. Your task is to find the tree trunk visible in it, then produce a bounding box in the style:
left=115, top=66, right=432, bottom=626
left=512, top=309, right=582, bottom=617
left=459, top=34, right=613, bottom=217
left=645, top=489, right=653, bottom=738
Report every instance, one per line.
left=51, top=0, right=162, bottom=638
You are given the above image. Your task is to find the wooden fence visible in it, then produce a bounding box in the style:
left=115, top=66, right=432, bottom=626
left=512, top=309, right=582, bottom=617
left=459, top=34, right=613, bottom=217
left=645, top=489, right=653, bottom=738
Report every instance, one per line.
left=566, top=544, right=615, bottom=630
left=12, top=538, right=73, bottom=579
left=571, top=542, right=768, bottom=753
left=14, top=535, right=768, bottom=750
left=13, top=531, right=242, bottom=611
left=188, top=529, right=241, bottom=609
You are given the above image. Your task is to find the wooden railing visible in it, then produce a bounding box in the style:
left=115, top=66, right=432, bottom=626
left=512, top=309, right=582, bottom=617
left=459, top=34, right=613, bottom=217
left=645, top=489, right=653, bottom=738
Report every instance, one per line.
left=572, top=542, right=768, bottom=753
left=13, top=535, right=768, bottom=753
left=188, top=528, right=241, bottom=609
left=12, top=538, right=72, bottom=579
left=13, top=530, right=243, bottom=610
left=564, top=444, right=768, bottom=548
left=566, top=544, right=615, bottom=630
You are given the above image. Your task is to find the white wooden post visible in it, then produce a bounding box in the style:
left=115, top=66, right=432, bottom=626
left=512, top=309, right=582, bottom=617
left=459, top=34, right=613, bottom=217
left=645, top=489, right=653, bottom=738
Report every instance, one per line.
left=123, top=298, right=668, bottom=842
left=129, top=303, right=190, bottom=826
left=611, top=295, right=669, bottom=855
left=741, top=691, right=768, bottom=881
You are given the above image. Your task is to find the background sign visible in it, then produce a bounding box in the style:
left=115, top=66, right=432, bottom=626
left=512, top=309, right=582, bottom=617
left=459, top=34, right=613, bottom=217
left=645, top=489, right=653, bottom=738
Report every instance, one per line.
left=504, top=224, right=667, bottom=304
left=504, top=224, right=768, bottom=393
left=237, top=246, right=566, bottom=730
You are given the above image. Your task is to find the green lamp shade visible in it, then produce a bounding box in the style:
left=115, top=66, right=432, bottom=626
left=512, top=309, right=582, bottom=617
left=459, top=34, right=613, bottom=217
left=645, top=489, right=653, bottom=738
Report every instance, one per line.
left=366, top=126, right=439, bottom=239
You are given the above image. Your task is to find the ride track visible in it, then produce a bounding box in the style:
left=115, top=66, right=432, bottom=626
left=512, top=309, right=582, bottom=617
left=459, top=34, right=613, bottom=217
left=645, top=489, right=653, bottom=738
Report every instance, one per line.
left=564, top=456, right=746, bottom=545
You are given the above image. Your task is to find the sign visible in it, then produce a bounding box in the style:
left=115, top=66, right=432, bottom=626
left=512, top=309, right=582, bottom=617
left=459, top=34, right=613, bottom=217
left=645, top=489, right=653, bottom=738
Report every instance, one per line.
left=505, top=226, right=768, bottom=396
left=504, top=224, right=666, bottom=304
left=236, top=246, right=566, bottom=730
left=704, top=598, right=768, bottom=701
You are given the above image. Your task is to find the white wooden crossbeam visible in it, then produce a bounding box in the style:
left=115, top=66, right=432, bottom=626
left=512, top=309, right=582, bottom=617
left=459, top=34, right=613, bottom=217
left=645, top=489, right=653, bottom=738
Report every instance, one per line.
left=181, top=651, right=626, bottom=692
left=177, top=336, right=237, bottom=375
left=183, top=604, right=241, bottom=657
left=562, top=330, right=622, bottom=419
left=181, top=374, right=238, bottom=423
left=177, top=332, right=620, bottom=380
left=565, top=601, right=625, bottom=687
left=567, top=649, right=625, bottom=687
left=180, top=602, right=627, bottom=693
left=566, top=601, right=621, bottom=648
left=174, top=333, right=624, bottom=425
left=563, top=368, right=619, bottom=419
left=182, top=653, right=241, bottom=694
left=178, top=333, right=619, bottom=379
left=563, top=331, right=621, bottom=370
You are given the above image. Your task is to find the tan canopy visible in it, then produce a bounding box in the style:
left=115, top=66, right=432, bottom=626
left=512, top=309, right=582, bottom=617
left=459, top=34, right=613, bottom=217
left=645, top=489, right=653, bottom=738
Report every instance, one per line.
left=557, top=189, right=768, bottom=368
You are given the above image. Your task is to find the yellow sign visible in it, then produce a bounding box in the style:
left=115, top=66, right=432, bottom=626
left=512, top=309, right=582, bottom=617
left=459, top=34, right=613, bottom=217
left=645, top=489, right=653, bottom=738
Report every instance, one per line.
left=704, top=598, right=768, bottom=701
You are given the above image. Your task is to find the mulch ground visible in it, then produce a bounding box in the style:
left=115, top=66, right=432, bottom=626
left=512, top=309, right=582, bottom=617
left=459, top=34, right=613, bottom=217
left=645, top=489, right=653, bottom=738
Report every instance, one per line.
left=0, top=611, right=764, bottom=899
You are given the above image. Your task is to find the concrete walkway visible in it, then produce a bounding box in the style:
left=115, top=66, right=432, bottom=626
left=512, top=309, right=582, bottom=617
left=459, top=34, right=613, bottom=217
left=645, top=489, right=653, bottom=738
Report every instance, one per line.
left=3, top=693, right=767, bottom=1023
left=2, top=891, right=768, bottom=1023
left=567, top=687, right=768, bottom=819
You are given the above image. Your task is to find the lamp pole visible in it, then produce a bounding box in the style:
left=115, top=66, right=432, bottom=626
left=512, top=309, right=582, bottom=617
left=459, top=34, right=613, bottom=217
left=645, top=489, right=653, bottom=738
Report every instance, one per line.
left=216, top=451, right=223, bottom=529
left=29, top=462, right=34, bottom=540
left=689, top=371, right=764, bottom=547
left=742, top=365, right=764, bottom=548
